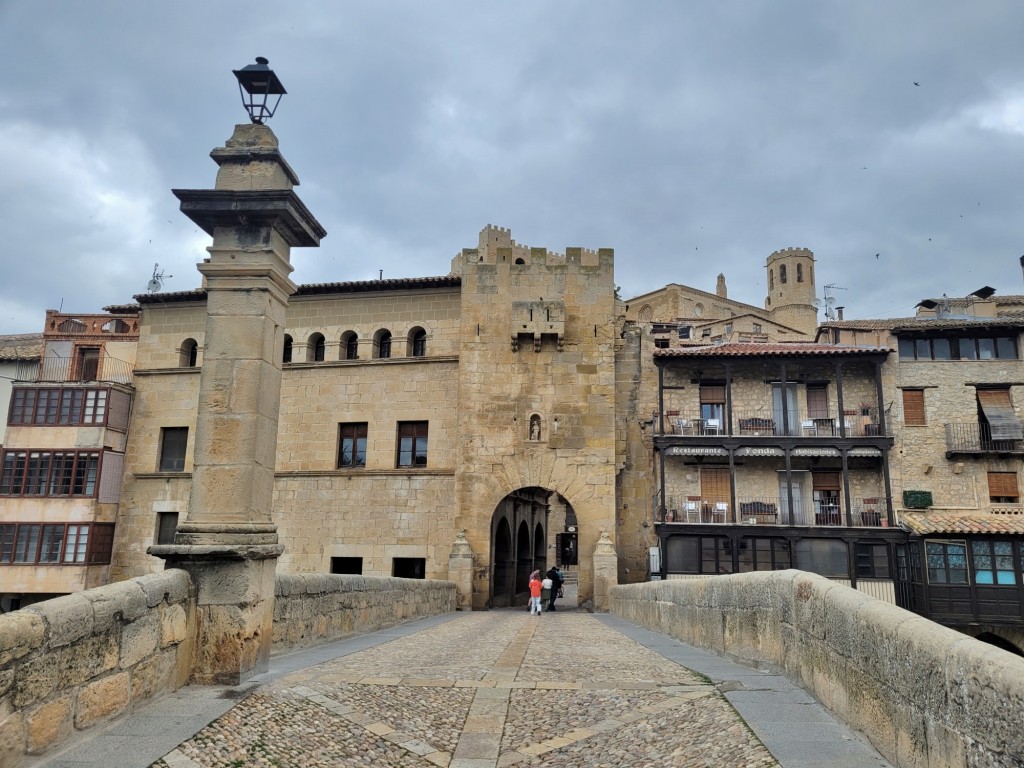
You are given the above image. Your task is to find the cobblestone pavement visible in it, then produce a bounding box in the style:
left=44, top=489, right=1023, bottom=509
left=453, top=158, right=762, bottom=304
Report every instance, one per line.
left=151, top=611, right=779, bottom=768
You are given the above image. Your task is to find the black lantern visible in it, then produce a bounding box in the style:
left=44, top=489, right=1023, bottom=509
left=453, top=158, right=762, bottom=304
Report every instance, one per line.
left=232, top=57, right=286, bottom=124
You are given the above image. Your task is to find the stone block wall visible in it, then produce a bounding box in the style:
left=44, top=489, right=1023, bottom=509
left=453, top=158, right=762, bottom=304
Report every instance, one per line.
left=610, top=572, right=1024, bottom=768
left=272, top=574, right=456, bottom=653
left=0, top=570, right=195, bottom=766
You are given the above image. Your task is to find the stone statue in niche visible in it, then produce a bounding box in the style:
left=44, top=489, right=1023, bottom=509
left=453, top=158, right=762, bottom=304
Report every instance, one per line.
left=530, top=415, right=541, bottom=441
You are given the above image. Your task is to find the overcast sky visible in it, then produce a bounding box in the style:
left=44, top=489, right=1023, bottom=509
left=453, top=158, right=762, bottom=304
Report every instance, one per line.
left=2, top=2, right=1024, bottom=334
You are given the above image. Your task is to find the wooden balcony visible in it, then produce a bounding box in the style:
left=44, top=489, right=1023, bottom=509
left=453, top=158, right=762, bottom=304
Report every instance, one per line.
left=657, top=408, right=889, bottom=439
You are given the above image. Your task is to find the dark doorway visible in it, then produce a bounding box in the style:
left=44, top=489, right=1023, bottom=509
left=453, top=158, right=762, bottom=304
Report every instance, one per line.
left=392, top=557, right=425, bottom=579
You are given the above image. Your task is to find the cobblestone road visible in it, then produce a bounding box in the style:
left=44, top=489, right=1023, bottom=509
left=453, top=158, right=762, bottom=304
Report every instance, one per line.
left=151, top=610, right=778, bottom=768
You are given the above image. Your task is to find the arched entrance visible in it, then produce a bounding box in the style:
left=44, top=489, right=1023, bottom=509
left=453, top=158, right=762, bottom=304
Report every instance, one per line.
left=490, top=487, right=554, bottom=608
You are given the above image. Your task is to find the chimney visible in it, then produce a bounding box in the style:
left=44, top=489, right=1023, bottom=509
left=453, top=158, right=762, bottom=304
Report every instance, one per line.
left=836, top=306, right=844, bottom=321
left=1019, top=255, right=1024, bottom=288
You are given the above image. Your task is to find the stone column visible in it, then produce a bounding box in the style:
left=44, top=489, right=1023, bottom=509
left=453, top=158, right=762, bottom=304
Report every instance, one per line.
left=592, top=529, right=618, bottom=612
left=150, top=123, right=325, bottom=685
left=447, top=530, right=474, bottom=611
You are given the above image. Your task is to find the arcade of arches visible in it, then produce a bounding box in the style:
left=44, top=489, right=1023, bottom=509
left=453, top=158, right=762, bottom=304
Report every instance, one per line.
left=489, top=486, right=577, bottom=608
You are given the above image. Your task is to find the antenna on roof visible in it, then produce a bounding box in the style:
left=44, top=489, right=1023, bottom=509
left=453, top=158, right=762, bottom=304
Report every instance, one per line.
left=818, top=283, right=847, bottom=321
left=147, top=263, right=172, bottom=293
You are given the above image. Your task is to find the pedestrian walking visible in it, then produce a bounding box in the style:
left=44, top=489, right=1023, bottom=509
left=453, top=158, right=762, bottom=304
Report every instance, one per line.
left=546, top=566, right=563, bottom=611
left=528, top=570, right=543, bottom=615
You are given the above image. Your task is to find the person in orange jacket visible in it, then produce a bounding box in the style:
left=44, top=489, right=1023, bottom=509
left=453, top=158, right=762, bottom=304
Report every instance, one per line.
left=528, top=570, right=543, bottom=615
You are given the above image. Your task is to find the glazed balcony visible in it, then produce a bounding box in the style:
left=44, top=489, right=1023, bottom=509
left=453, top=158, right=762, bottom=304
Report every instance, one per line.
left=945, top=422, right=1024, bottom=456
left=657, top=495, right=890, bottom=528
left=656, top=408, right=889, bottom=439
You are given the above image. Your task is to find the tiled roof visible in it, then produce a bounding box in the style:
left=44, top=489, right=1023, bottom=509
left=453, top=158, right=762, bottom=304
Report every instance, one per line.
left=820, top=317, right=1024, bottom=332
left=818, top=319, right=904, bottom=330
left=653, top=342, right=890, bottom=359
left=0, top=333, right=44, bottom=361
left=125, top=276, right=462, bottom=306
left=900, top=511, right=1024, bottom=535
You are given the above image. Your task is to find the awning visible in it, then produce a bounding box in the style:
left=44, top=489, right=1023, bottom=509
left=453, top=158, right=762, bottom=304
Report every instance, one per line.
left=977, top=389, right=1023, bottom=440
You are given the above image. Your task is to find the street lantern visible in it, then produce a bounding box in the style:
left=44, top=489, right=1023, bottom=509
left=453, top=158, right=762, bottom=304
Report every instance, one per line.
left=232, top=57, right=286, bottom=124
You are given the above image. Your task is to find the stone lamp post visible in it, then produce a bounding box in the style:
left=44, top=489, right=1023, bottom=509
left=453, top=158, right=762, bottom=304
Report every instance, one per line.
left=150, top=60, right=326, bottom=685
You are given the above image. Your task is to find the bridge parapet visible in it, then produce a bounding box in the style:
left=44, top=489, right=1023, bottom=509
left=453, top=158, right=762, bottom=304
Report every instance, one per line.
left=610, top=572, right=1024, bottom=768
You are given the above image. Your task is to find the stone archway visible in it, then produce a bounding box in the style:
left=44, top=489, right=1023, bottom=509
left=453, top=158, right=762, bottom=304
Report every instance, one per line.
left=489, top=487, right=552, bottom=608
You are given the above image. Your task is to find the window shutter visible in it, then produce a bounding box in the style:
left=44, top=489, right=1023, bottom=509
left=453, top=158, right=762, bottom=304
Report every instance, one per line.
left=699, top=385, right=726, bottom=403
left=977, top=389, right=1023, bottom=440
left=988, top=471, right=1019, bottom=499
left=812, top=471, right=841, bottom=491
left=902, top=389, right=926, bottom=426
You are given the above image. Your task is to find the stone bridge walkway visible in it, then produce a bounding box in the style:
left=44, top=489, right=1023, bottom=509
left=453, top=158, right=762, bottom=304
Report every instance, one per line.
left=41, top=607, right=892, bottom=768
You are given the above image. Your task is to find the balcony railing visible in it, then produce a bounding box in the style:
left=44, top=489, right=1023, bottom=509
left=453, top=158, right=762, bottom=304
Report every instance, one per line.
left=945, top=422, right=1024, bottom=454
left=658, top=408, right=888, bottom=438
left=15, top=356, right=134, bottom=385
left=658, top=496, right=889, bottom=527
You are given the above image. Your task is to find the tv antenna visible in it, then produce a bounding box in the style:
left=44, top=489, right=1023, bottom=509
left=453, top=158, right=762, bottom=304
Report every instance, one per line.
left=812, top=283, right=846, bottom=321
left=146, top=263, right=172, bottom=293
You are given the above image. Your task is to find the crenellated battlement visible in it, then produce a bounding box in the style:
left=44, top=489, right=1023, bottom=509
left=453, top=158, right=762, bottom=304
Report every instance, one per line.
left=458, top=226, right=612, bottom=274
left=766, top=246, right=815, bottom=263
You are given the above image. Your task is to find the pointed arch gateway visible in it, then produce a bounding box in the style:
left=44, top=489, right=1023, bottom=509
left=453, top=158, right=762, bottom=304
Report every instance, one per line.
left=489, top=486, right=575, bottom=608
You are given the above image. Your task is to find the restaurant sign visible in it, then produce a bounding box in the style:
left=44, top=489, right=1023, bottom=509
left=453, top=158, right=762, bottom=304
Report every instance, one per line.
left=665, top=446, right=728, bottom=457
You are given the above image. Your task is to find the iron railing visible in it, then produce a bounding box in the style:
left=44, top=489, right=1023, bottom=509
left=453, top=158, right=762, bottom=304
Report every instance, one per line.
left=658, top=495, right=889, bottom=527
left=15, top=356, right=134, bottom=385
left=657, top=408, right=888, bottom=438
left=945, top=422, right=1024, bottom=454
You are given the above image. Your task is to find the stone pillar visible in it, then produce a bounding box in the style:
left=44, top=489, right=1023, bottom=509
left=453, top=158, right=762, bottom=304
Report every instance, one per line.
left=150, top=123, right=325, bottom=685
left=592, top=529, right=618, bottom=612
left=447, top=530, right=474, bottom=611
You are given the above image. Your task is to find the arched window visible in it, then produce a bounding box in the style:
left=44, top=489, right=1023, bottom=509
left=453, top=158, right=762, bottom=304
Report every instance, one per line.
left=409, top=327, right=427, bottom=357
left=779, top=265, right=787, bottom=284
left=308, top=333, right=326, bottom=362
left=375, top=329, right=392, bottom=359
left=179, top=339, right=199, bottom=368
left=341, top=331, right=358, bottom=360
left=769, top=270, right=774, bottom=290
left=514, top=258, right=526, bottom=265
left=796, top=263, right=803, bottom=282
left=282, top=335, right=293, bottom=364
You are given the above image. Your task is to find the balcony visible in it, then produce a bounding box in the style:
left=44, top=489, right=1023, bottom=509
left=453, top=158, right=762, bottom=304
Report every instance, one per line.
left=658, top=496, right=889, bottom=528
left=657, top=408, right=888, bottom=439
left=14, top=355, right=134, bottom=386
left=945, top=422, right=1024, bottom=456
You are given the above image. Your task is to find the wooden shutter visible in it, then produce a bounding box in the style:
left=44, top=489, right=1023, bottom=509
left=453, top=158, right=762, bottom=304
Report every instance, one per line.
left=902, top=389, right=926, bottom=426
left=806, top=386, right=829, bottom=419
left=700, top=468, right=730, bottom=506
left=977, top=389, right=1023, bottom=440
left=700, top=385, right=726, bottom=404
left=812, top=471, right=841, bottom=491
left=988, top=472, right=1019, bottom=500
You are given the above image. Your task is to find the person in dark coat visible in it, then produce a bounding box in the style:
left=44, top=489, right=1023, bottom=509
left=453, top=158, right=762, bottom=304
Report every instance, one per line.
left=545, top=566, right=563, bottom=611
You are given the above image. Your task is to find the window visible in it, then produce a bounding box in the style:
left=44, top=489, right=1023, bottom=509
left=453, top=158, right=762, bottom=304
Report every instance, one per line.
left=8, top=388, right=108, bottom=427
left=794, top=539, right=848, bottom=577
left=338, top=423, right=368, bottom=468
left=854, top=542, right=890, bottom=578
left=664, top=536, right=735, bottom=574
left=309, top=333, right=326, bottom=362
left=699, top=384, right=725, bottom=424
left=779, top=265, right=787, bottom=284
left=926, top=540, right=968, bottom=584
left=724, top=323, right=733, bottom=335
left=806, top=385, right=829, bottom=420
left=397, top=421, right=428, bottom=467
left=157, top=512, right=178, bottom=545
left=701, top=327, right=711, bottom=337
left=654, top=338, right=669, bottom=349
left=898, top=335, right=1018, bottom=361
left=331, top=557, right=363, bottom=574
left=376, top=330, right=392, bottom=359
left=179, top=339, right=198, bottom=367
left=902, top=389, right=926, bottom=426
left=392, top=557, right=425, bottom=579
left=0, top=450, right=100, bottom=497
left=341, top=331, right=359, bottom=360
left=753, top=323, right=762, bottom=334
left=971, top=540, right=1016, bottom=585
left=0, top=522, right=111, bottom=565
left=75, top=347, right=100, bottom=382
left=159, top=428, right=188, bottom=472
left=282, top=335, right=293, bottom=364
left=737, top=538, right=791, bottom=572
left=410, top=328, right=427, bottom=357
left=988, top=471, right=1019, bottom=503
left=796, top=263, right=803, bottom=282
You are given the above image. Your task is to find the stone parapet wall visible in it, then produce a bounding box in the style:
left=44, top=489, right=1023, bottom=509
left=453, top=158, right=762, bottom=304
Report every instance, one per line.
left=272, top=574, right=457, bottom=654
left=610, top=572, right=1024, bottom=768
left=0, top=570, right=195, bottom=766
